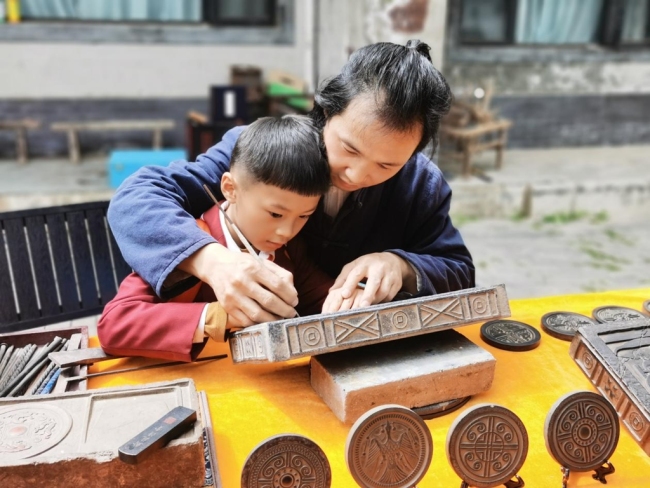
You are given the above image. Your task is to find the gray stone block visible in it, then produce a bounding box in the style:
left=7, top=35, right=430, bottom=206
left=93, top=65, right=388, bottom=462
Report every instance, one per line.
left=311, top=330, right=496, bottom=424
left=569, top=317, right=650, bottom=456
left=230, top=284, right=510, bottom=364
left=0, top=379, right=206, bottom=487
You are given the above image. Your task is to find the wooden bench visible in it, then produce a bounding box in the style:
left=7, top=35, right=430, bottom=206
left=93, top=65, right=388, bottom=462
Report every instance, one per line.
left=440, top=119, right=513, bottom=177
left=50, top=119, right=175, bottom=164
left=440, top=79, right=514, bottom=177
left=0, top=201, right=131, bottom=334
left=0, top=119, right=41, bottom=164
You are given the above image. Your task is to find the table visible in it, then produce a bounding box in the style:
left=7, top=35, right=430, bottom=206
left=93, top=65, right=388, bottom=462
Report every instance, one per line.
left=89, top=288, right=650, bottom=487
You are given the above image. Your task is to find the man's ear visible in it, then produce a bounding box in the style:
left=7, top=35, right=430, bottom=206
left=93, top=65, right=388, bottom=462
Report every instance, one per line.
left=220, top=172, right=237, bottom=203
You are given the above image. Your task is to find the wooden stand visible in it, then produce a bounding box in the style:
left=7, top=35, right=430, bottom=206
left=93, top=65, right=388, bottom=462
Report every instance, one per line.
left=51, top=119, right=175, bottom=163
left=0, top=119, right=41, bottom=164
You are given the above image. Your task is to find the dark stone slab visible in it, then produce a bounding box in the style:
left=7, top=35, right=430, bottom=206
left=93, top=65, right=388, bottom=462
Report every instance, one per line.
left=569, top=317, right=650, bottom=456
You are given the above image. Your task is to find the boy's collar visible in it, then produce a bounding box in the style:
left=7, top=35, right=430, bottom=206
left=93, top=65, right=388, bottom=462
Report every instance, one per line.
left=209, top=201, right=275, bottom=261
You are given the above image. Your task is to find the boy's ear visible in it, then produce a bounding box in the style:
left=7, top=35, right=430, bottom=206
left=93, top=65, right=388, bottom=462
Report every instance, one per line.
left=220, top=172, right=237, bottom=203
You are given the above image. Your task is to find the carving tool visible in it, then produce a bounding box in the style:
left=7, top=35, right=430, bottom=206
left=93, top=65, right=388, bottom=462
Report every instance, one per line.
left=49, top=347, right=123, bottom=368
left=202, top=183, right=300, bottom=318
left=118, top=406, right=197, bottom=464
left=0, top=344, right=15, bottom=379
left=62, top=353, right=228, bottom=383
left=0, top=338, right=66, bottom=397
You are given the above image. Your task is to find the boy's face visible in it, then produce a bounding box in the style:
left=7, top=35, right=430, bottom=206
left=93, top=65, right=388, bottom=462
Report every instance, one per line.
left=221, top=171, right=321, bottom=254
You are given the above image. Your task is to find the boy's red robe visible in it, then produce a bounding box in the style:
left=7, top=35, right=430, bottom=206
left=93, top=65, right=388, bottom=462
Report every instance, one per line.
left=98, top=205, right=333, bottom=362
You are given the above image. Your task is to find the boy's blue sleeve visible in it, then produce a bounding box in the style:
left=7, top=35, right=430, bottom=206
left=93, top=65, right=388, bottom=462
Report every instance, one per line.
left=107, top=126, right=246, bottom=296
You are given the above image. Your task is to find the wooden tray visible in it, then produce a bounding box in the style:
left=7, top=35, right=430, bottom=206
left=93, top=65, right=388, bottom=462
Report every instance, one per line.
left=0, top=326, right=89, bottom=393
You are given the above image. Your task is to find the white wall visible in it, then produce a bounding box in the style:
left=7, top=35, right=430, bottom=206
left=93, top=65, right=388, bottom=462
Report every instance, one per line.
left=318, top=0, right=448, bottom=82
left=0, top=2, right=313, bottom=99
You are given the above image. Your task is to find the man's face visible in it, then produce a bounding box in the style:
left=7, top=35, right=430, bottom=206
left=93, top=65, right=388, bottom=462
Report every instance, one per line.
left=322, top=96, right=422, bottom=192
left=222, top=171, right=320, bottom=254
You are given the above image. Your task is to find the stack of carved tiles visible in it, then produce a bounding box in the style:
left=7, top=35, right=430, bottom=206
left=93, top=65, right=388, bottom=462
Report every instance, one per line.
left=229, top=284, right=511, bottom=423
left=570, top=317, right=650, bottom=456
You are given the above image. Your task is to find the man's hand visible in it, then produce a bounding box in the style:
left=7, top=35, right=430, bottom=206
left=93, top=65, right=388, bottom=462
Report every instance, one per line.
left=321, top=252, right=416, bottom=313
left=179, top=243, right=298, bottom=327
left=320, top=286, right=366, bottom=314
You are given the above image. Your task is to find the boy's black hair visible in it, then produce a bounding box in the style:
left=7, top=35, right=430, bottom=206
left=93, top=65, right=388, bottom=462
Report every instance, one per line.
left=231, top=115, right=330, bottom=196
left=310, top=39, right=452, bottom=156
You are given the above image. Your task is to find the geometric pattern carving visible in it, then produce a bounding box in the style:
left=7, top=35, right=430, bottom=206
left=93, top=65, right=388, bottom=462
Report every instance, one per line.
left=230, top=284, right=510, bottom=363
left=446, top=404, right=528, bottom=488
left=569, top=317, right=650, bottom=456
left=544, top=391, right=619, bottom=472
left=334, top=313, right=380, bottom=344
left=241, top=434, right=331, bottom=488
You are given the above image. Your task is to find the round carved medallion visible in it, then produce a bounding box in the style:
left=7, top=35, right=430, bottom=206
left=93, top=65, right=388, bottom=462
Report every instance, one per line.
left=592, top=306, right=647, bottom=324
left=446, top=404, right=528, bottom=488
left=346, top=404, right=433, bottom=488
left=480, top=320, right=541, bottom=351
left=544, top=391, right=619, bottom=472
left=541, top=312, right=595, bottom=341
left=241, top=434, right=331, bottom=488
left=0, top=404, right=72, bottom=461
left=413, top=396, right=471, bottom=421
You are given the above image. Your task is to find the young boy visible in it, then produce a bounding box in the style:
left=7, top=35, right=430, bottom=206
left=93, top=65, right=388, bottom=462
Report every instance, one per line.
left=98, top=116, right=340, bottom=362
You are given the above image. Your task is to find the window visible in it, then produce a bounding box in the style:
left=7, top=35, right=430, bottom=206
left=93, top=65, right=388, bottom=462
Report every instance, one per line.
left=459, top=0, right=649, bottom=47
left=19, top=0, right=277, bottom=26
left=204, top=0, right=276, bottom=26
left=621, top=0, right=650, bottom=43
left=460, top=0, right=513, bottom=44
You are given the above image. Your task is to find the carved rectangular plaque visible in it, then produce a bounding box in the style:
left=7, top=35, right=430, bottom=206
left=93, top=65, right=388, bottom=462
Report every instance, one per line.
left=0, top=379, right=206, bottom=487
left=569, top=317, right=650, bottom=456
left=230, top=284, right=510, bottom=363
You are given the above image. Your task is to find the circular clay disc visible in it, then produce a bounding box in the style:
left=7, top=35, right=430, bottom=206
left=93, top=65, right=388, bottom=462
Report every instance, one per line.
left=345, top=404, right=433, bottom=488
left=241, top=434, right=331, bottom=488
left=643, top=300, right=650, bottom=315
left=480, top=320, right=541, bottom=351
left=541, top=312, right=596, bottom=341
left=0, top=404, right=73, bottom=461
left=544, top=391, right=619, bottom=472
left=446, top=404, right=528, bottom=488
left=413, top=396, right=471, bottom=421
left=592, top=306, right=648, bottom=324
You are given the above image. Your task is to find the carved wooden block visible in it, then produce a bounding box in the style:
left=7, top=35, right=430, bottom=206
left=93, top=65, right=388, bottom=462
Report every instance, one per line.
left=569, top=317, right=650, bottom=456
left=230, top=284, right=510, bottom=364
left=0, top=379, right=206, bottom=487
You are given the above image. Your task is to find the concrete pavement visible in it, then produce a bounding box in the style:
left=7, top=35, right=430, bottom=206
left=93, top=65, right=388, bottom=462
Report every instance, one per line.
left=0, top=144, right=649, bottom=302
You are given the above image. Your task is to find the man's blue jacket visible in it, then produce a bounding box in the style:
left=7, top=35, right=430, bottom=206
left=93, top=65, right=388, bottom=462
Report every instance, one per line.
left=107, top=126, right=475, bottom=298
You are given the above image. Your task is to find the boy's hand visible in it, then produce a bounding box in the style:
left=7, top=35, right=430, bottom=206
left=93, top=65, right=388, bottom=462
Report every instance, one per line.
left=322, top=252, right=416, bottom=313
left=321, top=286, right=366, bottom=313
left=180, top=243, right=299, bottom=327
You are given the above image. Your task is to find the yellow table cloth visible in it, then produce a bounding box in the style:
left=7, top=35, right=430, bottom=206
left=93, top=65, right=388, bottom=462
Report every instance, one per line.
left=89, top=288, right=650, bottom=487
